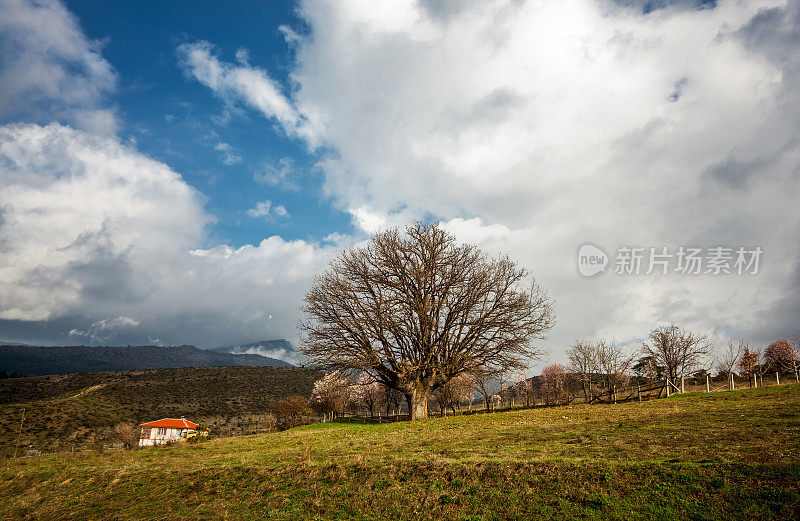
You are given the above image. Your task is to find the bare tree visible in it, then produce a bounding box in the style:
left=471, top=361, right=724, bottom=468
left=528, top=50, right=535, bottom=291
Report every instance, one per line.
left=473, top=366, right=501, bottom=411
left=433, top=373, right=475, bottom=415
left=716, top=340, right=745, bottom=390
left=566, top=339, right=598, bottom=401
left=111, top=423, right=139, bottom=450
left=717, top=340, right=745, bottom=376
left=300, top=223, right=555, bottom=420
left=596, top=340, right=634, bottom=399
left=642, top=324, right=712, bottom=390
left=540, top=364, right=567, bottom=404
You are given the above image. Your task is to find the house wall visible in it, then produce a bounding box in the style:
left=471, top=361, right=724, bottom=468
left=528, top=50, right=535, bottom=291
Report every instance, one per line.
left=139, top=427, right=194, bottom=447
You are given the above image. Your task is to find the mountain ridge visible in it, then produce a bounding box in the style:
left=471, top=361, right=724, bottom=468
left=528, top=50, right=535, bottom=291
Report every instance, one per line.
left=0, top=343, right=292, bottom=377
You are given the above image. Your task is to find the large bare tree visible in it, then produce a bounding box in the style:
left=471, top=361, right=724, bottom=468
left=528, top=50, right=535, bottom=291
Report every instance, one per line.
left=299, top=223, right=555, bottom=420
left=642, top=324, right=712, bottom=389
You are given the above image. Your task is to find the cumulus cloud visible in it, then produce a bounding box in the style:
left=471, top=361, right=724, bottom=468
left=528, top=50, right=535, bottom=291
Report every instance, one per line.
left=182, top=0, right=800, bottom=364
left=214, top=142, right=242, bottom=165
left=246, top=200, right=289, bottom=218
left=0, top=1, right=336, bottom=349
left=0, top=123, right=329, bottom=347
left=0, top=0, right=117, bottom=135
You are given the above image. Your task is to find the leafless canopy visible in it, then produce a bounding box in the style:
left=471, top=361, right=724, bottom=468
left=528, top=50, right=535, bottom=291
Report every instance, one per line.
left=596, top=340, right=634, bottom=394
left=716, top=340, right=746, bottom=376
left=566, top=339, right=598, bottom=400
left=642, top=324, right=712, bottom=382
left=299, top=223, right=555, bottom=420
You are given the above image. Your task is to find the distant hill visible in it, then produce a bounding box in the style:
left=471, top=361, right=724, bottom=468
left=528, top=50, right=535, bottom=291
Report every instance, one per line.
left=0, top=343, right=292, bottom=377
left=209, top=339, right=301, bottom=366
left=0, top=365, right=322, bottom=454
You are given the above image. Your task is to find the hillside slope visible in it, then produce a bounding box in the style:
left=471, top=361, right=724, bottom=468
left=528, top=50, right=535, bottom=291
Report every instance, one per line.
left=0, top=365, right=321, bottom=454
left=0, top=343, right=292, bottom=376
left=1, top=385, right=798, bottom=520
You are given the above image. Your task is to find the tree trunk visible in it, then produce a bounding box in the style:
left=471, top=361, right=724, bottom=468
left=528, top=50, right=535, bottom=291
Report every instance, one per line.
left=408, top=385, right=431, bottom=420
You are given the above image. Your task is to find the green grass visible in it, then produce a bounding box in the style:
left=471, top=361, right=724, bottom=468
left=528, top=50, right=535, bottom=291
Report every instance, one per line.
left=1, top=384, right=799, bottom=520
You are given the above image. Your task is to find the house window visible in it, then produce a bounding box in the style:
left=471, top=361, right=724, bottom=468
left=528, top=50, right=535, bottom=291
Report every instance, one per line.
left=158, top=427, right=167, bottom=436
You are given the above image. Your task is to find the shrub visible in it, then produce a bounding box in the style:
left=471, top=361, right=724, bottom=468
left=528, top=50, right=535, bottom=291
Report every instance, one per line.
left=272, top=396, right=312, bottom=430
left=111, top=422, right=139, bottom=450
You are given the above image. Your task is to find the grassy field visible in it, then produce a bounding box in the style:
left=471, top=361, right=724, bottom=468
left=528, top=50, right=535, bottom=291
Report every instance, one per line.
left=0, top=384, right=798, bottom=520
left=0, top=366, right=321, bottom=455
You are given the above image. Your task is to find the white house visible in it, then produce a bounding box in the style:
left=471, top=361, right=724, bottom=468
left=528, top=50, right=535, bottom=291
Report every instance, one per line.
left=139, top=417, right=203, bottom=447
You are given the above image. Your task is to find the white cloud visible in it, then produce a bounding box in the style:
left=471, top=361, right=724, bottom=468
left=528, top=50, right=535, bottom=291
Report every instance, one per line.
left=246, top=200, right=289, bottom=218
left=214, top=142, right=242, bottom=165
left=253, top=157, right=300, bottom=191
left=69, top=316, right=141, bottom=343
left=0, top=123, right=327, bottom=347
left=176, top=41, right=321, bottom=146
left=185, top=0, right=800, bottom=363
left=0, top=0, right=118, bottom=136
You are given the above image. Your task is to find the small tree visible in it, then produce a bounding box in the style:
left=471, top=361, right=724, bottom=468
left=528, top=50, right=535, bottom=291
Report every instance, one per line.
left=566, top=340, right=598, bottom=401
left=473, top=367, right=501, bottom=411
left=309, top=371, right=350, bottom=420
left=739, top=347, right=759, bottom=388
left=111, top=423, right=139, bottom=450
left=642, top=324, right=712, bottom=390
left=597, top=341, right=633, bottom=399
left=540, top=364, right=567, bottom=405
left=433, top=372, right=476, bottom=414
left=272, top=396, right=311, bottom=429
left=349, top=373, right=385, bottom=416
left=764, top=339, right=799, bottom=375
left=717, top=340, right=745, bottom=376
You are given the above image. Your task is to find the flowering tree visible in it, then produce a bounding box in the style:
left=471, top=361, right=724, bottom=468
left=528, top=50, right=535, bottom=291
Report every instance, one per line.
left=764, top=339, right=799, bottom=375
left=349, top=373, right=385, bottom=416
left=309, top=370, right=350, bottom=420
left=540, top=364, right=567, bottom=405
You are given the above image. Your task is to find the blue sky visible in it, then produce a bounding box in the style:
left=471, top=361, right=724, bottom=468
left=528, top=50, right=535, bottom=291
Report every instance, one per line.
left=65, top=0, right=351, bottom=248
left=1, top=0, right=799, bottom=366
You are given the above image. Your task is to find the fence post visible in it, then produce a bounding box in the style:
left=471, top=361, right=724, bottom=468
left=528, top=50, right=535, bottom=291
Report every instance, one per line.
left=666, top=379, right=671, bottom=397
left=706, top=374, right=710, bottom=393
left=776, top=372, right=780, bottom=386
left=681, top=375, right=685, bottom=393
left=731, top=373, right=735, bottom=391
left=637, top=385, right=642, bottom=402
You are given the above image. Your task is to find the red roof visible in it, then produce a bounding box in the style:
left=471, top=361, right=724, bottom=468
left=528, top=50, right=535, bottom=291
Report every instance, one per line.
left=139, top=418, right=198, bottom=429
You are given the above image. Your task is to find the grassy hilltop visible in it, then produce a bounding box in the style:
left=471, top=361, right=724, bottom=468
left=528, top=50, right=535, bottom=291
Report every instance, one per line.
left=1, top=384, right=798, bottom=520
left=0, top=366, right=321, bottom=455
